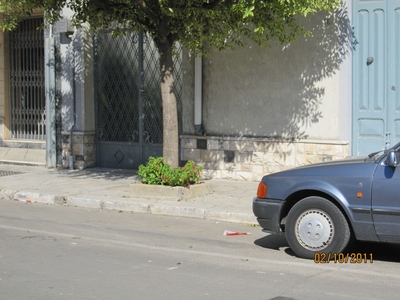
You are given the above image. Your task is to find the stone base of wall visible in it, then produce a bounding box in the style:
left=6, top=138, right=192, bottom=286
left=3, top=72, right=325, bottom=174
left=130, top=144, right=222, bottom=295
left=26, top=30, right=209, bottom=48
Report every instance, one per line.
left=61, top=131, right=96, bottom=170
left=181, top=135, right=349, bottom=181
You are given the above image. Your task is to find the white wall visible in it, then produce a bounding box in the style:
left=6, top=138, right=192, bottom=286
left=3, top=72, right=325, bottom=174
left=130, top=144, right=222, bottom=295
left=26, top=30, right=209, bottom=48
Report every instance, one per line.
left=186, top=3, right=353, bottom=146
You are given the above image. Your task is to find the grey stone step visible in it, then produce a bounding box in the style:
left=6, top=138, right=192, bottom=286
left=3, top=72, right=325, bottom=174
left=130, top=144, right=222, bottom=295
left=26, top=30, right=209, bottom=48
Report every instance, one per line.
left=2, top=140, right=46, bottom=150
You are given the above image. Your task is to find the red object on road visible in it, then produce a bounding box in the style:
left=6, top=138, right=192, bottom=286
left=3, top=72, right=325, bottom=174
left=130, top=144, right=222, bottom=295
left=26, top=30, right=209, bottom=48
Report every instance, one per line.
left=223, top=230, right=251, bottom=236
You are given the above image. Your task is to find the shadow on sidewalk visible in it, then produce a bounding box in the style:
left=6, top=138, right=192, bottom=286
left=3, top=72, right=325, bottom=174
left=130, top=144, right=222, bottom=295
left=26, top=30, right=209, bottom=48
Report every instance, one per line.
left=49, top=167, right=141, bottom=182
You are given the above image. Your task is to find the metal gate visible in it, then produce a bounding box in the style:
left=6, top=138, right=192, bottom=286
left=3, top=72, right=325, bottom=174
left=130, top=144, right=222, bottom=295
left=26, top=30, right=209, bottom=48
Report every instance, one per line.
left=352, top=0, right=400, bottom=155
left=94, top=30, right=183, bottom=169
left=9, top=17, right=46, bottom=140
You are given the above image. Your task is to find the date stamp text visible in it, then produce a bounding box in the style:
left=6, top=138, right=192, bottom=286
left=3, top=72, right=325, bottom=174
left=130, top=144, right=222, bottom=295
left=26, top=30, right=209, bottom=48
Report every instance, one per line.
left=314, top=252, right=373, bottom=263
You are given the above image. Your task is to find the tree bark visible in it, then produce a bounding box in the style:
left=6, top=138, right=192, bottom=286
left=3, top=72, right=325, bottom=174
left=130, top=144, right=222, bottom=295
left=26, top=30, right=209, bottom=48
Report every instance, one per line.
left=158, top=39, right=179, bottom=168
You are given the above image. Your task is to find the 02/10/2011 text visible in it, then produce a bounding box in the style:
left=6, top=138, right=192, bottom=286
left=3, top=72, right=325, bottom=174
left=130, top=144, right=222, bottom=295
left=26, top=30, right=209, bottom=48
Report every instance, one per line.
left=314, top=252, right=373, bottom=263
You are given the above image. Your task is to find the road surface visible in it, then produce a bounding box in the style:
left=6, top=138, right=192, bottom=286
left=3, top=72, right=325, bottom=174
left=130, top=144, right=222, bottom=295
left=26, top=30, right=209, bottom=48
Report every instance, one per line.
left=0, top=200, right=399, bottom=299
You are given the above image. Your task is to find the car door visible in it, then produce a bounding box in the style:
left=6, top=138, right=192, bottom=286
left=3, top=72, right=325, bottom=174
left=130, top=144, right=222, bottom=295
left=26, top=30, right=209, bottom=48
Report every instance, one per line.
left=371, top=154, right=400, bottom=242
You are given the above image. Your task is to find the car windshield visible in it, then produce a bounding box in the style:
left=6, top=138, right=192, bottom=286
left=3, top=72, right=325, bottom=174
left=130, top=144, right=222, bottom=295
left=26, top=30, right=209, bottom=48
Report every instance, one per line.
left=366, top=141, right=400, bottom=160
left=367, top=150, right=385, bottom=158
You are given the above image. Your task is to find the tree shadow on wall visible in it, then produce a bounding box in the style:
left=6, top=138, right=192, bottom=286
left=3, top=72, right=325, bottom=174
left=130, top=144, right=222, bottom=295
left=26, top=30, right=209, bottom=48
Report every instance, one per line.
left=53, top=28, right=91, bottom=167
left=203, top=5, right=353, bottom=152
left=282, top=6, right=353, bottom=139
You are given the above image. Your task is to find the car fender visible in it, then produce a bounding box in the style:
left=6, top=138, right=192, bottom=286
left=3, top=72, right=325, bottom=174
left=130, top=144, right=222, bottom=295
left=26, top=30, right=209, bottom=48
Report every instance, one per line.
left=278, top=178, right=378, bottom=241
left=282, top=179, right=355, bottom=221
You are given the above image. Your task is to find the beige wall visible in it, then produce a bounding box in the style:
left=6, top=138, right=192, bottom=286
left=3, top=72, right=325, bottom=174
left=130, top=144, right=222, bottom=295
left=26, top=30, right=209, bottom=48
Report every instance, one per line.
left=182, top=6, right=353, bottom=145
left=202, top=11, right=352, bottom=142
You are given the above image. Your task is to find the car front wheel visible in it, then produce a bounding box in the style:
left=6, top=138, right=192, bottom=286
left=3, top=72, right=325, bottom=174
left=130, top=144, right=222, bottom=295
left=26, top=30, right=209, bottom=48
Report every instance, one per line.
left=285, top=196, right=350, bottom=259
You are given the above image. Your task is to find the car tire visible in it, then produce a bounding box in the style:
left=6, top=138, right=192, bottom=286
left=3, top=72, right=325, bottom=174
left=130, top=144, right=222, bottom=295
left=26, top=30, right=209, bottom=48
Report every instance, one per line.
left=286, top=196, right=350, bottom=259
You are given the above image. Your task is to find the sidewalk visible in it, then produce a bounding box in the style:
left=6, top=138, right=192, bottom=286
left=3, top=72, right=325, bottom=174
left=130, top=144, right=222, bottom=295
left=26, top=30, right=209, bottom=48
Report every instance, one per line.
left=0, top=164, right=260, bottom=225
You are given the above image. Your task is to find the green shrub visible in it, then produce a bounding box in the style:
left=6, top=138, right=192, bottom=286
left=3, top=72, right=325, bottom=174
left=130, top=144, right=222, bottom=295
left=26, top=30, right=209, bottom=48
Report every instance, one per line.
left=137, top=157, right=168, bottom=185
left=138, top=157, right=203, bottom=187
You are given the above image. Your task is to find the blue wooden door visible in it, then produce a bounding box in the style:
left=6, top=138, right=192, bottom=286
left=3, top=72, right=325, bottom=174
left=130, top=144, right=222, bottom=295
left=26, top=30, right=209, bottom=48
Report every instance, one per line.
left=387, top=0, right=400, bottom=150
left=353, top=0, right=400, bottom=156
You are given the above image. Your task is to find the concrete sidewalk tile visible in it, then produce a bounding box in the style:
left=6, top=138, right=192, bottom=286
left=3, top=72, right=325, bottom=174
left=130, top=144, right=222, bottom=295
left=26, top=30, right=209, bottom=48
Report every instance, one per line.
left=0, top=147, right=10, bottom=159
left=3, top=148, right=28, bottom=160
left=24, top=149, right=46, bottom=164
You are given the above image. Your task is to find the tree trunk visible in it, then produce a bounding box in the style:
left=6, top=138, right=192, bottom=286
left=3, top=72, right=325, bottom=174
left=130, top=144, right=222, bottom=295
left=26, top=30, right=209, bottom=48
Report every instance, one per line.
left=158, top=39, right=179, bottom=168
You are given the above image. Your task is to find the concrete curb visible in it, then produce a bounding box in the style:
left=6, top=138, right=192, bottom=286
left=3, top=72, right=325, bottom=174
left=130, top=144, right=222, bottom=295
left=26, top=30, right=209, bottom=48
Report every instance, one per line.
left=150, top=204, right=206, bottom=219
left=102, top=200, right=151, bottom=214
left=67, top=197, right=102, bottom=209
left=0, top=189, right=16, bottom=201
left=14, top=191, right=56, bottom=204
left=1, top=189, right=257, bottom=225
left=129, top=182, right=210, bottom=200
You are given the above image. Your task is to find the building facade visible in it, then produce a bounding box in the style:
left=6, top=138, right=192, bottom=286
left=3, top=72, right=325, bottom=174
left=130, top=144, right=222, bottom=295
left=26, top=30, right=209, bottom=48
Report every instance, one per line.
left=1, top=0, right=399, bottom=181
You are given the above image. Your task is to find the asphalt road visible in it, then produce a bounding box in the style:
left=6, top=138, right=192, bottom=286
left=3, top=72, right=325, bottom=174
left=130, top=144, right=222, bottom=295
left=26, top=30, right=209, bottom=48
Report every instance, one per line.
left=1, top=200, right=400, bottom=300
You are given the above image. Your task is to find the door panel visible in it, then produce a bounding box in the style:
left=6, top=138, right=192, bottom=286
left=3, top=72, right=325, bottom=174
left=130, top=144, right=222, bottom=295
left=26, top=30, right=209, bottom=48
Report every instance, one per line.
left=388, top=2, right=400, bottom=145
left=353, top=0, right=400, bottom=155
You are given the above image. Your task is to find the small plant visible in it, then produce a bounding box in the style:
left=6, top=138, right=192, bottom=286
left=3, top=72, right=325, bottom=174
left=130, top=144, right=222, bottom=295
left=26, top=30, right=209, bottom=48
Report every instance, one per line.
left=138, top=157, right=203, bottom=187
left=137, top=157, right=168, bottom=185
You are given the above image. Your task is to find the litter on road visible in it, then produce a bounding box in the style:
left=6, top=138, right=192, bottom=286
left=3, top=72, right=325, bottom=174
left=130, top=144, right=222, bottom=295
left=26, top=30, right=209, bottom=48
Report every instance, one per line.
left=223, top=230, right=251, bottom=236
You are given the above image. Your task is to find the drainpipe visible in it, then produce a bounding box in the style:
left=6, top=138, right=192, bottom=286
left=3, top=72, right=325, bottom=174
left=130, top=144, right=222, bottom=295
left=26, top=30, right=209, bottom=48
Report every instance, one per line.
left=69, top=32, right=76, bottom=170
left=194, top=56, right=206, bottom=136
left=45, top=24, right=57, bottom=168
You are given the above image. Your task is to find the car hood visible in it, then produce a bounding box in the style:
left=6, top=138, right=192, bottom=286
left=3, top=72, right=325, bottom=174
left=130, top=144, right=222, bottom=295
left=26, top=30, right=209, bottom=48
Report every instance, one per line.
left=264, top=156, right=378, bottom=179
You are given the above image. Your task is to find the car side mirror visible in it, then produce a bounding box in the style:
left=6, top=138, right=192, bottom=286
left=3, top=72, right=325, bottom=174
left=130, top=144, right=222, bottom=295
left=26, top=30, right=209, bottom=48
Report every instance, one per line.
left=387, top=150, right=400, bottom=167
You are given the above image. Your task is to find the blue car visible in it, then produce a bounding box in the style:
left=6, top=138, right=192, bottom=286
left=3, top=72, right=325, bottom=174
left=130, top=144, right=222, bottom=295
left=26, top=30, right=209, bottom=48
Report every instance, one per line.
left=253, top=142, right=400, bottom=259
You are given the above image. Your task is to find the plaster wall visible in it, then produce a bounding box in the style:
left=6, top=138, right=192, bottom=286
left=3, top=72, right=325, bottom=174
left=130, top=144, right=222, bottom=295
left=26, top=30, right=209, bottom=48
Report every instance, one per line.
left=60, top=27, right=95, bottom=133
left=0, top=27, right=8, bottom=144
left=74, top=27, right=95, bottom=133
left=180, top=3, right=353, bottom=179
left=183, top=5, right=353, bottom=146
left=59, top=26, right=96, bottom=169
left=0, top=30, right=4, bottom=130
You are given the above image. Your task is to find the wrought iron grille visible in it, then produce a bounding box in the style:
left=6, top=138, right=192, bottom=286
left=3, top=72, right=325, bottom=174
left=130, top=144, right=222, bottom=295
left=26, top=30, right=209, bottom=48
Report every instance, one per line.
left=9, top=17, right=46, bottom=140
left=142, top=34, right=162, bottom=144
left=173, top=43, right=183, bottom=140
left=95, top=31, right=140, bottom=143
left=94, top=30, right=183, bottom=145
